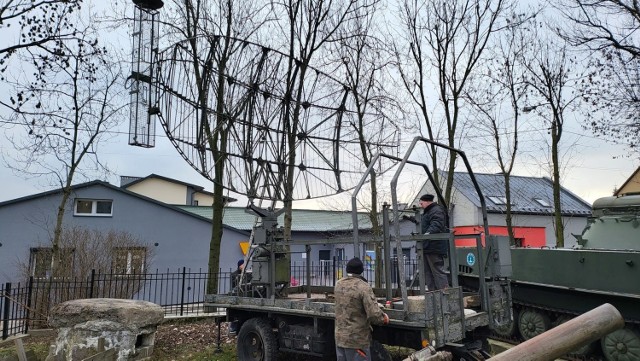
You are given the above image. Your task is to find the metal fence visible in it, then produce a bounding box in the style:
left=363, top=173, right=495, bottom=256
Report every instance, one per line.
left=1, top=267, right=226, bottom=340
left=290, top=258, right=421, bottom=288
left=2, top=259, right=421, bottom=340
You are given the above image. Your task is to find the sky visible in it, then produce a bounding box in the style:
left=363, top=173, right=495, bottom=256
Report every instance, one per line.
left=0, top=0, right=638, bottom=207
left=0, top=117, right=637, bottom=207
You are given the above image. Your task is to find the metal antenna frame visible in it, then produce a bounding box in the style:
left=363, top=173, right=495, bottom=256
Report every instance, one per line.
left=131, top=34, right=400, bottom=201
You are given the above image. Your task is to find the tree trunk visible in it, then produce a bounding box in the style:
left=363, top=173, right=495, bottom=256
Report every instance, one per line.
left=551, top=125, right=564, bottom=247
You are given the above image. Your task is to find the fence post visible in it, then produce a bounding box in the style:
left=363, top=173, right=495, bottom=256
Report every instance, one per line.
left=2, top=283, right=11, bottom=340
left=332, top=257, right=336, bottom=286
left=25, top=277, right=34, bottom=334
left=89, top=270, right=96, bottom=298
left=180, top=267, right=186, bottom=316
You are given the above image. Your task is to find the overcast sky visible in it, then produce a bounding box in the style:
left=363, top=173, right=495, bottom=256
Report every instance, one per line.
left=0, top=0, right=638, bottom=207
left=0, top=117, right=636, bottom=207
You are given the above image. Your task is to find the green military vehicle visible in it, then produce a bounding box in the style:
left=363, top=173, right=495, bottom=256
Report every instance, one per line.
left=205, top=138, right=513, bottom=361
left=457, top=194, right=640, bottom=361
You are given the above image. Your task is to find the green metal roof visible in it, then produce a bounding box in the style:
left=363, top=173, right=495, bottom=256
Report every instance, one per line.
left=178, top=206, right=375, bottom=232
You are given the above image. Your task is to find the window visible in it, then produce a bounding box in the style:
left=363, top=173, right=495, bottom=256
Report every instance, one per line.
left=533, top=198, right=552, bottom=207
left=74, top=199, right=113, bottom=216
left=335, top=248, right=345, bottom=261
left=487, top=196, right=513, bottom=205
left=487, top=196, right=507, bottom=205
left=29, top=247, right=74, bottom=278
left=113, top=247, right=147, bottom=274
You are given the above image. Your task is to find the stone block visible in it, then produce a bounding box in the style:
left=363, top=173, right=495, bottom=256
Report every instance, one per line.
left=46, top=299, right=164, bottom=361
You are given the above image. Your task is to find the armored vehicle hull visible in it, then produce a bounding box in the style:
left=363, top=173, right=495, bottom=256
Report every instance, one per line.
left=457, top=194, right=640, bottom=361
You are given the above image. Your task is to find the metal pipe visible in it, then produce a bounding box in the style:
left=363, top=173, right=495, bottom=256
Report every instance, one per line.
left=351, top=152, right=434, bottom=260
left=390, top=138, right=421, bottom=318
left=490, top=303, right=624, bottom=361
left=306, top=245, right=311, bottom=299
left=351, top=153, right=381, bottom=259
left=382, top=203, right=392, bottom=301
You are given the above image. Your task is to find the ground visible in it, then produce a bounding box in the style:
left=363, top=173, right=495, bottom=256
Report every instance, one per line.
left=1, top=317, right=412, bottom=360
left=0, top=318, right=235, bottom=361
left=154, top=318, right=236, bottom=360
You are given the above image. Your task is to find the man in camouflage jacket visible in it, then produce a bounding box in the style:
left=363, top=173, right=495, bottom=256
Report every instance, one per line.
left=334, top=257, right=389, bottom=361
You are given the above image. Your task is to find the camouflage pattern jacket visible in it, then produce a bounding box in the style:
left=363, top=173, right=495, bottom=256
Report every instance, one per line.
left=334, top=275, right=386, bottom=349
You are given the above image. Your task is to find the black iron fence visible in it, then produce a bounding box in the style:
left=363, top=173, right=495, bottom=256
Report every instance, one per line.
left=2, top=259, right=421, bottom=340
left=290, top=258, right=421, bottom=288
left=1, top=267, right=225, bottom=340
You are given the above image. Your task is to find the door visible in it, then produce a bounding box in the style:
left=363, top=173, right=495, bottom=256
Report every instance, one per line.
left=319, top=250, right=331, bottom=277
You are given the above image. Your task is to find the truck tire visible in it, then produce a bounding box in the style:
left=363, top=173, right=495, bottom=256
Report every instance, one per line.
left=371, top=340, right=392, bottom=361
left=237, top=318, right=278, bottom=361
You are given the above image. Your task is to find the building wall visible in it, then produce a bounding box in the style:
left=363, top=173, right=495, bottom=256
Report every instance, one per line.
left=0, top=184, right=248, bottom=284
left=416, top=183, right=588, bottom=248
left=454, top=226, right=546, bottom=247
left=494, top=213, right=587, bottom=248
left=192, top=192, right=214, bottom=206
left=452, top=192, right=479, bottom=226
left=414, top=180, right=590, bottom=248
left=125, top=179, right=187, bottom=204
left=414, top=183, right=477, bottom=226
left=617, top=170, right=640, bottom=195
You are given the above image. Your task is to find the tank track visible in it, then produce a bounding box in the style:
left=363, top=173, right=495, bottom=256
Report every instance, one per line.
left=489, top=301, right=607, bottom=361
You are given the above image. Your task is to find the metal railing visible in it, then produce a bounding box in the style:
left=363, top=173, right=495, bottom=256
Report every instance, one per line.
left=2, top=259, right=422, bottom=339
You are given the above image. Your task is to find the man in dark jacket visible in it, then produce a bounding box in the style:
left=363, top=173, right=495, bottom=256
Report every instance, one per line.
left=230, top=259, right=245, bottom=291
left=419, top=194, right=449, bottom=290
left=335, top=258, right=389, bottom=361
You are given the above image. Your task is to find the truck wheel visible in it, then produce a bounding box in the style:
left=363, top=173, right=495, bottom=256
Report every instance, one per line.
left=492, top=317, right=517, bottom=338
left=518, top=309, right=550, bottom=340
left=370, top=340, right=392, bottom=361
left=601, top=327, right=640, bottom=361
left=237, top=318, right=277, bottom=361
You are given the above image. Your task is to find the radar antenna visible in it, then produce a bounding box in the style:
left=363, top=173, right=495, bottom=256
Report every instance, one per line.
left=129, top=4, right=399, bottom=201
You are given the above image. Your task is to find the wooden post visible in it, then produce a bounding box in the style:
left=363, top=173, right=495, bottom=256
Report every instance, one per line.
left=490, top=303, right=624, bottom=361
left=0, top=334, right=30, bottom=361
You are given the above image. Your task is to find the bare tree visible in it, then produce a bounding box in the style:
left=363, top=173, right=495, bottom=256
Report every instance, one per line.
left=157, top=0, right=271, bottom=293
left=557, top=0, right=640, bottom=57
left=467, top=13, right=534, bottom=244
left=328, top=1, right=403, bottom=283
left=269, top=0, right=374, bottom=239
left=581, top=49, right=639, bottom=152
left=19, top=226, right=154, bottom=280
left=521, top=28, right=583, bottom=248
left=0, top=0, right=83, bottom=63
left=19, top=226, right=153, bottom=326
left=557, top=1, right=639, bottom=154
left=394, top=0, right=511, bottom=205
left=1, top=27, right=124, bottom=277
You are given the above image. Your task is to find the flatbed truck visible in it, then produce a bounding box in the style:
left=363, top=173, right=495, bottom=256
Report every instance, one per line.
left=205, top=138, right=514, bottom=361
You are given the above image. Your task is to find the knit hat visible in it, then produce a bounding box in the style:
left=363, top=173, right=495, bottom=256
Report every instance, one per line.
left=237, top=259, right=244, bottom=268
left=346, top=258, right=364, bottom=275
left=420, top=194, right=435, bottom=202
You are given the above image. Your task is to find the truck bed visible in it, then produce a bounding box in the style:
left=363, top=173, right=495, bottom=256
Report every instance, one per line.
left=205, top=286, right=490, bottom=347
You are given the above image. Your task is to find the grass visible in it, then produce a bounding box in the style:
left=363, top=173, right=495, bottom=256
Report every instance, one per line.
left=0, top=339, right=50, bottom=360
left=152, top=344, right=237, bottom=361
left=0, top=339, right=238, bottom=361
